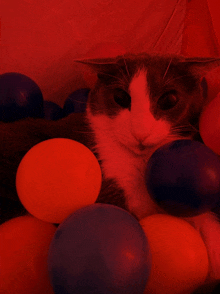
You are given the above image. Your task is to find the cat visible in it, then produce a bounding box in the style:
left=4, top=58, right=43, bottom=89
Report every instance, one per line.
left=1, top=52, right=220, bottom=292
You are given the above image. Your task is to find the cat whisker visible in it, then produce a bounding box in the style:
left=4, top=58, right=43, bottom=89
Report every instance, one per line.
left=97, top=71, right=119, bottom=80
left=169, top=128, right=196, bottom=137
left=111, top=79, right=127, bottom=88
left=162, top=58, right=173, bottom=81
left=122, top=56, right=130, bottom=79
left=164, top=74, right=195, bottom=86
left=171, top=123, right=199, bottom=132
left=165, top=133, right=182, bottom=140
left=170, top=127, right=199, bottom=138
left=114, top=67, right=130, bottom=86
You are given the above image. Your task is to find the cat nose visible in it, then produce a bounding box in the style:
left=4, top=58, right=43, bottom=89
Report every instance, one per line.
left=132, top=132, right=150, bottom=144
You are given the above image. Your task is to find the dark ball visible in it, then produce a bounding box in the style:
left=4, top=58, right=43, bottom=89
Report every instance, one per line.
left=63, top=88, right=90, bottom=116
left=0, top=72, right=44, bottom=122
left=43, top=101, right=63, bottom=120
left=145, top=140, right=220, bottom=217
left=48, top=204, right=152, bottom=294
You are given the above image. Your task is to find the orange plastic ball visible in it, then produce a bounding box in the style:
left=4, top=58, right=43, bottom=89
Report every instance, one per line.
left=0, top=215, right=56, bottom=294
left=199, top=92, right=220, bottom=155
left=16, top=138, right=102, bottom=223
left=204, top=67, right=220, bottom=103
left=139, top=214, right=209, bottom=294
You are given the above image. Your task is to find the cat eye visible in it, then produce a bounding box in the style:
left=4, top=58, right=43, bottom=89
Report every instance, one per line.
left=157, top=90, right=179, bottom=110
left=113, top=88, right=131, bottom=109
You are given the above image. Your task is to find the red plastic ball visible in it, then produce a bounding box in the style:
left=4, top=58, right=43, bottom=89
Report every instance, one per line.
left=140, top=214, right=209, bottom=294
left=16, top=138, right=102, bottom=223
left=199, top=92, right=220, bottom=155
left=0, top=215, right=56, bottom=294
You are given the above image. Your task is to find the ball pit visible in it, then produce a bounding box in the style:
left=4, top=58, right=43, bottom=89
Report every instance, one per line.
left=1, top=72, right=220, bottom=294
left=16, top=138, right=102, bottom=223
left=0, top=71, right=92, bottom=122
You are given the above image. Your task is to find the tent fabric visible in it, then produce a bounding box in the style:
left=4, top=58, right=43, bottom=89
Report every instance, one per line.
left=1, top=0, right=187, bottom=105
left=0, top=0, right=219, bottom=105
left=181, top=0, right=219, bottom=57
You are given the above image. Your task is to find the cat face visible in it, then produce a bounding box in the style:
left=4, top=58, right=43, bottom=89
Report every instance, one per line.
left=76, top=53, right=220, bottom=219
left=77, top=53, right=220, bottom=156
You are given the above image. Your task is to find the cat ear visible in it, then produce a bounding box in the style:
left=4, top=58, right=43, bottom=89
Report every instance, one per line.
left=74, top=56, right=123, bottom=83
left=181, top=56, right=220, bottom=73
left=181, top=57, right=220, bottom=101
left=182, top=57, right=220, bottom=63
left=74, top=56, right=120, bottom=70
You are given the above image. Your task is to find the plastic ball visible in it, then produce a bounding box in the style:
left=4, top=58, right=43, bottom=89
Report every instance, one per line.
left=48, top=203, right=152, bottom=294
left=16, top=138, right=102, bottom=223
left=203, top=66, right=220, bottom=103
left=140, top=214, right=209, bottom=294
left=199, top=92, right=220, bottom=155
left=145, top=139, right=220, bottom=217
left=43, top=100, right=63, bottom=120
left=0, top=72, right=44, bottom=122
left=0, top=215, right=56, bottom=294
left=63, top=88, right=90, bottom=116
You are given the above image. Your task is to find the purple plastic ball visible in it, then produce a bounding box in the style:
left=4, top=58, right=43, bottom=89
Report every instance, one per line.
left=43, top=101, right=63, bottom=121
left=63, top=88, right=90, bottom=116
left=145, top=140, right=220, bottom=217
left=0, top=72, right=44, bottom=122
left=48, top=204, right=151, bottom=294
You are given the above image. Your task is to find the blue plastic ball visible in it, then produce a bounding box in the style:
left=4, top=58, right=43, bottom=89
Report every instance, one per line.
left=48, top=204, right=151, bottom=294
left=63, top=88, right=90, bottom=116
left=0, top=72, right=44, bottom=122
left=43, top=101, right=63, bottom=120
left=145, top=140, right=220, bottom=217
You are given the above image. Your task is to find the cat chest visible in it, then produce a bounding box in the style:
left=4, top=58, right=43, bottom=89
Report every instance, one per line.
left=96, top=139, right=163, bottom=218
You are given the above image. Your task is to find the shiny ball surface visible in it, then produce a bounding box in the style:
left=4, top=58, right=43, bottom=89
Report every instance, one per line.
left=140, top=214, right=209, bottom=294
left=48, top=204, right=152, bottom=294
left=199, top=92, right=220, bottom=155
left=0, top=72, right=43, bottom=122
left=16, top=138, right=102, bottom=223
left=145, top=140, right=220, bottom=217
left=0, top=215, right=56, bottom=294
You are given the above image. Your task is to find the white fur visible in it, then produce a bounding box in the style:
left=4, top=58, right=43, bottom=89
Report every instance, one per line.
left=129, top=69, right=156, bottom=142
left=87, top=69, right=220, bottom=282
left=87, top=69, right=182, bottom=218
left=129, top=69, right=171, bottom=144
